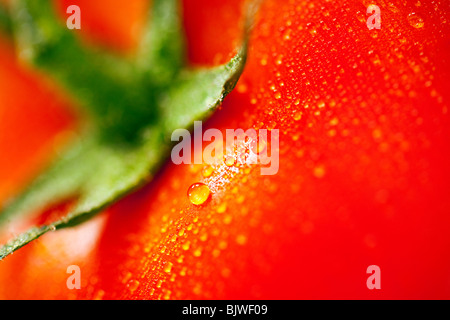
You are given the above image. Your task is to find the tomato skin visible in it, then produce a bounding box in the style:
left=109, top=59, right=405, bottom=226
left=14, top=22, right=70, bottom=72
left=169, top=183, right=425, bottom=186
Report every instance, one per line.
left=1, top=0, right=450, bottom=299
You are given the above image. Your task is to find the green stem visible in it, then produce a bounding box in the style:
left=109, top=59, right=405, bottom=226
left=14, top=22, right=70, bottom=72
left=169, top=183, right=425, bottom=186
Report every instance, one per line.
left=136, top=0, right=186, bottom=85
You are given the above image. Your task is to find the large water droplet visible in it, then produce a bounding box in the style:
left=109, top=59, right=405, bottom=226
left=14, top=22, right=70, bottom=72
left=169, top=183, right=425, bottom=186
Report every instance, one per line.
left=187, top=183, right=211, bottom=205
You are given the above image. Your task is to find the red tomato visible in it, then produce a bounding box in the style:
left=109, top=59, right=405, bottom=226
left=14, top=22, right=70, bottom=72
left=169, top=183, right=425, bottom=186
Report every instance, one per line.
left=1, top=0, right=450, bottom=299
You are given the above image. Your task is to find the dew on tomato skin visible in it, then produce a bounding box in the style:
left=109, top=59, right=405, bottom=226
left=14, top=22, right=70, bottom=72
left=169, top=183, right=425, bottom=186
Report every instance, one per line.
left=386, top=2, right=399, bottom=13
left=224, top=155, right=236, bottom=167
left=193, top=284, right=202, bottom=295
left=164, top=262, right=173, bottom=273
left=193, top=247, right=202, bottom=257
left=223, top=214, right=233, bottom=225
left=407, top=13, right=424, bottom=29
left=255, top=139, right=267, bottom=154
left=199, top=233, right=208, bottom=242
left=127, top=280, right=140, bottom=293
left=188, top=164, right=201, bottom=174
left=187, top=183, right=211, bottom=205
left=313, top=165, right=326, bottom=178
left=266, top=120, right=277, bottom=130
left=216, top=202, right=227, bottom=213
left=260, top=54, right=268, bottom=66
left=182, top=240, right=191, bottom=251
left=202, top=165, right=214, bottom=178
left=218, top=240, right=228, bottom=250
left=121, top=271, right=132, bottom=284
left=177, top=254, right=184, bottom=263
left=221, top=268, right=231, bottom=278
left=212, top=249, right=221, bottom=258
left=236, top=234, right=248, bottom=245
left=329, top=117, right=339, bottom=126
left=163, top=290, right=172, bottom=300
left=292, top=110, right=303, bottom=121
left=93, top=289, right=105, bottom=300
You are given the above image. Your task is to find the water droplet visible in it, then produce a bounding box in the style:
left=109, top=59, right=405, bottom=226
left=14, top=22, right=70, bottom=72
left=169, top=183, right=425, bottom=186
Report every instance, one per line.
left=256, top=139, right=267, bottom=154
left=236, top=234, right=248, bottom=245
left=163, top=290, right=172, bottom=300
left=200, top=233, right=208, bottom=242
left=237, top=83, right=248, bottom=93
left=224, top=155, right=236, bottom=167
left=260, top=55, right=268, bottom=66
left=218, top=240, right=228, bottom=250
left=202, top=165, right=214, bottom=178
left=221, top=268, right=231, bottom=278
left=387, top=2, right=399, bottom=13
left=182, top=241, right=191, bottom=251
left=93, top=289, right=105, bottom=300
left=293, top=111, right=303, bottom=121
left=407, top=13, right=424, bottom=29
left=164, top=262, right=173, bottom=273
left=193, top=248, right=202, bottom=257
left=122, top=272, right=132, bottom=284
left=223, top=215, right=233, bottom=225
left=276, top=56, right=283, bottom=65
left=329, top=117, right=339, bottom=126
left=313, top=165, right=326, bottom=178
left=127, top=280, right=140, bottom=293
left=372, top=128, right=382, bottom=140
left=187, top=183, right=211, bottom=205
left=217, top=202, right=227, bottom=213
left=266, top=121, right=277, bottom=130
left=189, top=164, right=201, bottom=174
